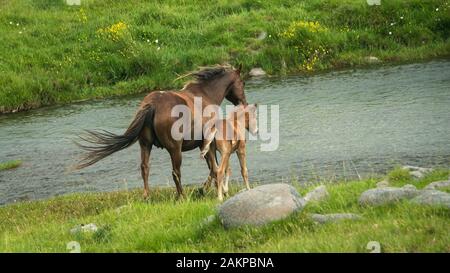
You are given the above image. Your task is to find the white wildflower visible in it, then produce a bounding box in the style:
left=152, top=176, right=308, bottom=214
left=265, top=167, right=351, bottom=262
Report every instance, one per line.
left=155, top=39, right=159, bottom=44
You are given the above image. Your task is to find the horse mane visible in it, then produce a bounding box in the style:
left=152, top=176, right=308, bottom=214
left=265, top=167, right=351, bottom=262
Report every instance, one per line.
left=177, top=65, right=234, bottom=89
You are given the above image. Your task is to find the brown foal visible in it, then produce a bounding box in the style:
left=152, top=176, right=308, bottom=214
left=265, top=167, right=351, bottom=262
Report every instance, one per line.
left=75, top=65, right=247, bottom=199
left=200, top=104, right=258, bottom=201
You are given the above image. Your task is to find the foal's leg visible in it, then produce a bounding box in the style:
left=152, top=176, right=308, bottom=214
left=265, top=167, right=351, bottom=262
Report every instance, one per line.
left=202, top=144, right=218, bottom=194
left=223, top=163, right=231, bottom=196
left=202, top=155, right=214, bottom=191
left=200, top=127, right=216, bottom=158
left=237, top=148, right=250, bottom=190
left=216, top=152, right=231, bottom=201
left=139, top=138, right=152, bottom=199
left=169, top=146, right=184, bottom=199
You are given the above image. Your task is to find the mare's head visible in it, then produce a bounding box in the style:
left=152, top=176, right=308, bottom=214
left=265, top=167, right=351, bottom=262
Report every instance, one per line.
left=225, top=65, right=247, bottom=106
left=189, top=65, right=247, bottom=106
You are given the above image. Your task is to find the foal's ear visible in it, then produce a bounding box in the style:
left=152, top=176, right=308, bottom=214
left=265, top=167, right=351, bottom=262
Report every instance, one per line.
left=237, top=63, right=243, bottom=74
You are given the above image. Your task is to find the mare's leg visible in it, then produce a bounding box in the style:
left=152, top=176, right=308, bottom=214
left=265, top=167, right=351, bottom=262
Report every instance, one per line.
left=139, top=130, right=153, bottom=199
left=237, top=148, right=250, bottom=190
left=168, top=146, right=184, bottom=199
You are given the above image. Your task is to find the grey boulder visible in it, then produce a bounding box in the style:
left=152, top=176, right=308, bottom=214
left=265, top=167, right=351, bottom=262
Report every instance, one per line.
left=218, top=183, right=306, bottom=228
left=310, top=213, right=362, bottom=224
left=359, top=184, right=420, bottom=206
left=412, top=190, right=450, bottom=208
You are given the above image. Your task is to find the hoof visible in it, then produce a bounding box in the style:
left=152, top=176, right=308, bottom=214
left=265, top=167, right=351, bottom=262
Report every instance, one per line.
left=143, top=191, right=149, bottom=200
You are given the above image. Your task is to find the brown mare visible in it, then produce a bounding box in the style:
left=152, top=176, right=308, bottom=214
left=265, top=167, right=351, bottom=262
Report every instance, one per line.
left=75, top=65, right=247, bottom=199
left=200, top=104, right=258, bottom=201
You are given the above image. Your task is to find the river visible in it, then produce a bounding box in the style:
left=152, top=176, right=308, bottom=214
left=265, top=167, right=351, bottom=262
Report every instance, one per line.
left=0, top=60, right=449, bottom=205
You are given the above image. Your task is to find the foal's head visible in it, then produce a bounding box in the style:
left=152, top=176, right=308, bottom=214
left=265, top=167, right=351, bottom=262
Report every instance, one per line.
left=234, top=104, right=258, bottom=135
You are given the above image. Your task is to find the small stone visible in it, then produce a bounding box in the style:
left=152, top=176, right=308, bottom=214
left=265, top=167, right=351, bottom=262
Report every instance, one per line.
left=403, top=184, right=417, bottom=190
left=248, top=67, right=266, bottom=77
left=424, top=180, right=450, bottom=191
left=402, top=165, right=433, bottom=179
left=310, top=213, right=362, bottom=224
left=364, top=56, right=381, bottom=64
left=115, top=205, right=128, bottom=213
left=218, top=183, right=306, bottom=228
left=410, top=170, right=424, bottom=179
left=366, top=0, right=381, bottom=6
left=201, top=215, right=216, bottom=226
left=359, top=185, right=420, bottom=206
left=412, top=190, right=450, bottom=208
left=304, top=185, right=329, bottom=203
left=257, top=31, right=267, bottom=40
left=70, top=223, right=98, bottom=234
left=376, top=180, right=389, bottom=188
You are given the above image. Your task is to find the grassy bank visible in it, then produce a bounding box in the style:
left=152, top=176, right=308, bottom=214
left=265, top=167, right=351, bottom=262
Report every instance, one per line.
left=1, top=0, right=449, bottom=113
left=0, top=168, right=449, bottom=252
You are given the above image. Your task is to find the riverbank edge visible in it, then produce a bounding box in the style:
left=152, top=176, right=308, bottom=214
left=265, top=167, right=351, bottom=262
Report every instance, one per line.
left=2, top=44, right=449, bottom=115
left=0, top=168, right=449, bottom=252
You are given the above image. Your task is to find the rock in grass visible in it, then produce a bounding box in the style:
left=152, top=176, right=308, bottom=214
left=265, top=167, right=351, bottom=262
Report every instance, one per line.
left=376, top=180, right=390, bottom=188
left=402, top=165, right=433, bottom=179
left=364, top=56, right=381, bottom=64
left=257, top=31, right=267, bottom=40
left=70, top=223, right=98, bottom=234
left=359, top=184, right=420, bottom=206
left=411, top=190, right=450, bottom=208
left=424, top=180, right=450, bottom=191
left=304, top=185, right=329, bottom=203
left=310, top=213, right=362, bottom=224
left=201, top=215, right=216, bottom=226
left=218, top=183, right=306, bottom=228
left=248, top=67, right=266, bottom=77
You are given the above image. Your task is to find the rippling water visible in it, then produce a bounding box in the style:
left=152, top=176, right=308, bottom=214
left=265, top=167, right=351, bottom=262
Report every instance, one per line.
left=1, top=60, right=449, bottom=204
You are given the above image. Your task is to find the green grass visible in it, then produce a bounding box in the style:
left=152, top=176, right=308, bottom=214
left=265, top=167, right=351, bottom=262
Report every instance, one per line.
left=0, top=169, right=449, bottom=252
left=1, top=0, right=449, bottom=112
left=0, top=160, right=22, bottom=171
left=387, top=166, right=412, bottom=184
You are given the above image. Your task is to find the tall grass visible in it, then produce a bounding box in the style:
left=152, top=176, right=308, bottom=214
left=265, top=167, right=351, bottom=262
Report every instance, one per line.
left=1, top=0, right=449, bottom=112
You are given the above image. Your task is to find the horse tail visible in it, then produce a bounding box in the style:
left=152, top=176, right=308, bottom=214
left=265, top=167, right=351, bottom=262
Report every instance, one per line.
left=74, top=105, right=155, bottom=170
